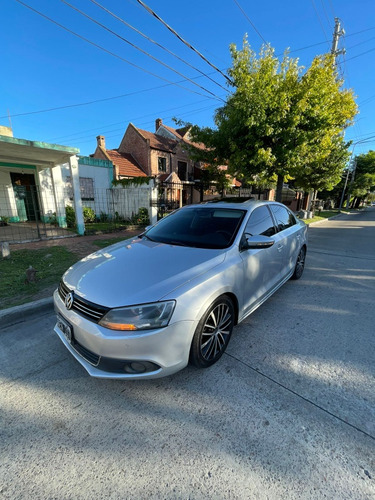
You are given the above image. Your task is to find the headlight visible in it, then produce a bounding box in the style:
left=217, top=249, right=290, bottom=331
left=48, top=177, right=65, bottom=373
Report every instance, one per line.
left=99, top=301, right=176, bottom=331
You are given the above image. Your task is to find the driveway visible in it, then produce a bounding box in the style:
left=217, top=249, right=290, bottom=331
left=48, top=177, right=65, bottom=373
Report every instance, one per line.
left=1, top=209, right=374, bottom=499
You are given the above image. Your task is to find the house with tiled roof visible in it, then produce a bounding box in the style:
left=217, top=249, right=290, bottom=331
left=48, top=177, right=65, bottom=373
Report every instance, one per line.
left=91, top=118, right=243, bottom=208
left=92, top=135, right=147, bottom=179
left=92, top=119, right=203, bottom=206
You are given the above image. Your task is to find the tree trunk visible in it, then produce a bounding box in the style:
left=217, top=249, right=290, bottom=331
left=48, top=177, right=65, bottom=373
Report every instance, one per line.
left=275, top=174, right=283, bottom=202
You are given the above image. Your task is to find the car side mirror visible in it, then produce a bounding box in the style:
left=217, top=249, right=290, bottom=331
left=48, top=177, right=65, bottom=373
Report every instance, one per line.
left=241, top=234, right=275, bottom=250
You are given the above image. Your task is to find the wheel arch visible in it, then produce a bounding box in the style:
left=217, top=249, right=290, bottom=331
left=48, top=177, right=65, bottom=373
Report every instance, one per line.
left=223, top=292, right=240, bottom=325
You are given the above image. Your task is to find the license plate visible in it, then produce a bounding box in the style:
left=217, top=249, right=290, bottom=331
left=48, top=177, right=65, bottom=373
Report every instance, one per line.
left=57, top=315, right=73, bottom=343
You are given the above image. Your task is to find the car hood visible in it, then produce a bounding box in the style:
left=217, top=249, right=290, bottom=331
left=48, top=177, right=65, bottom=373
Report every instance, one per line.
left=63, top=237, right=226, bottom=308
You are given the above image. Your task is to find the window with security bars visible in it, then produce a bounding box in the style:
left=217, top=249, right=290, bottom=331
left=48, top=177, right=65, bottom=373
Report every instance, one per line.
left=66, top=177, right=94, bottom=201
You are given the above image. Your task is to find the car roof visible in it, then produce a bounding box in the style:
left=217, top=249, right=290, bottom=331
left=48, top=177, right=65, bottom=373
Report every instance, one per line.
left=182, top=200, right=282, bottom=212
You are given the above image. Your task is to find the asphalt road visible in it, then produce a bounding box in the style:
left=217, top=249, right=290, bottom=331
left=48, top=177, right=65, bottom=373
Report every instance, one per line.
left=1, top=209, right=374, bottom=500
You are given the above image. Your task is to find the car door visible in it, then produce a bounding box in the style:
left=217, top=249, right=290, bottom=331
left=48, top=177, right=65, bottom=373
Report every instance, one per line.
left=269, top=204, right=301, bottom=275
left=240, top=205, right=286, bottom=316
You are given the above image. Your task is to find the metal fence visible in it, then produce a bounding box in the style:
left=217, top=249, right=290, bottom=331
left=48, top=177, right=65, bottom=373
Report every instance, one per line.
left=0, top=180, right=262, bottom=243
left=0, top=184, right=71, bottom=243
left=0, top=183, right=153, bottom=243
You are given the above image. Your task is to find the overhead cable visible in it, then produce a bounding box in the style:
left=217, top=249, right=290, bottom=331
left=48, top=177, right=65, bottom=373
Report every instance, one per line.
left=135, top=0, right=232, bottom=84
left=345, top=46, right=375, bottom=62
left=47, top=98, right=216, bottom=142
left=87, top=0, right=228, bottom=92
left=60, top=0, right=226, bottom=102
left=13, top=0, right=223, bottom=103
left=232, top=0, right=267, bottom=44
left=310, top=0, right=329, bottom=42
left=319, top=0, right=333, bottom=29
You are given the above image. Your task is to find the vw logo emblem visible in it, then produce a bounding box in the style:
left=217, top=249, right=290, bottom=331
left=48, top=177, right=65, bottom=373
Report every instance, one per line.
left=65, top=292, right=74, bottom=310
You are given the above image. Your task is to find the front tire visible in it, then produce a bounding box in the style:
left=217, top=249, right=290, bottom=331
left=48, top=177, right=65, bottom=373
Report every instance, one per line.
left=189, top=296, right=235, bottom=368
left=291, top=246, right=306, bottom=280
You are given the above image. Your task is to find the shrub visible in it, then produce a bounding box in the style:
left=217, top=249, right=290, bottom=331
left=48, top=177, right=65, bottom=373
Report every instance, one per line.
left=83, top=206, right=96, bottom=223
left=132, top=207, right=150, bottom=225
left=99, top=211, right=109, bottom=222
left=65, top=205, right=76, bottom=228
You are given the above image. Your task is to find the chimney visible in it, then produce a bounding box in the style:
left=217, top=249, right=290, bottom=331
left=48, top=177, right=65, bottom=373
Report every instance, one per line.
left=0, top=126, right=13, bottom=137
left=96, top=135, right=106, bottom=149
left=155, top=118, right=162, bottom=131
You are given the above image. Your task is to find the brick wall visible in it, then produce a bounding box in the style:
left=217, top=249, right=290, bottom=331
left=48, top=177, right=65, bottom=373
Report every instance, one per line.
left=118, top=125, right=150, bottom=175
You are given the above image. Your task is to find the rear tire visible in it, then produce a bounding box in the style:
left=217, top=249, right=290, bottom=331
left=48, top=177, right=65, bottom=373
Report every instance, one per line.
left=291, top=246, right=306, bottom=280
left=189, top=296, right=234, bottom=368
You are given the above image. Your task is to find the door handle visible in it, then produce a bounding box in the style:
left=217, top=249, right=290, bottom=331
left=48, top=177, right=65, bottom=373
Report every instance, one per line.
left=277, top=244, right=283, bottom=252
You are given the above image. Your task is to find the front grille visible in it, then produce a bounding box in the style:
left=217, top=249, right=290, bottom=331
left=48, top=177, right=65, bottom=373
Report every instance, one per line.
left=72, top=340, right=100, bottom=366
left=58, top=281, right=110, bottom=323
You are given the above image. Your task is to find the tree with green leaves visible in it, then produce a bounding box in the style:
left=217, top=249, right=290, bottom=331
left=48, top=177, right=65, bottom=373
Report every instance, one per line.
left=198, top=164, right=231, bottom=201
left=349, top=150, right=375, bottom=207
left=188, top=39, right=357, bottom=201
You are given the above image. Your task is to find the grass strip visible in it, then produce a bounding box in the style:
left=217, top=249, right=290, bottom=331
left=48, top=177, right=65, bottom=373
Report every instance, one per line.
left=0, top=246, right=78, bottom=309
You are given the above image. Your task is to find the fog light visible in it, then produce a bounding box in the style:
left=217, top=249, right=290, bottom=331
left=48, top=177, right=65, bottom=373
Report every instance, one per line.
left=124, top=362, right=147, bottom=374
left=123, top=361, right=160, bottom=374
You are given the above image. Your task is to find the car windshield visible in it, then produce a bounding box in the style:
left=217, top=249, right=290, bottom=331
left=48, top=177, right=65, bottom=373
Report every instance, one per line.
left=144, top=207, right=246, bottom=249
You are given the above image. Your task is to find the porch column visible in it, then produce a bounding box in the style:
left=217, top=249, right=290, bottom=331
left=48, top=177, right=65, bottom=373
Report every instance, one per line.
left=150, top=181, right=158, bottom=225
left=51, top=165, right=67, bottom=227
left=69, top=155, right=85, bottom=235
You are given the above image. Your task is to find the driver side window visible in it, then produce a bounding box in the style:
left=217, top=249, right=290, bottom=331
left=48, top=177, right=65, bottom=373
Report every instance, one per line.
left=245, top=206, right=276, bottom=237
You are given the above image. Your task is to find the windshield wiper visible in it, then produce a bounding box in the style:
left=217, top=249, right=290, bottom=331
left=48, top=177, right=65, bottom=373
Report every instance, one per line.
left=141, top=234, right=155, bottom=242
left=168, top=240, right=189, bottom=247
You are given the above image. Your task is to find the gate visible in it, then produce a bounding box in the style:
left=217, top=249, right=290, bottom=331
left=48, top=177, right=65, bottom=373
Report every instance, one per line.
left=152, top=181, right=194, bottom=219
left=0, top=184, right=72, bottom=243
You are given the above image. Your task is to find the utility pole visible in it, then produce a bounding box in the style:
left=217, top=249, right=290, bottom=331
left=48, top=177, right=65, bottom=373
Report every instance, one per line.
left=345, top=158, right=357, bottom=208
left=331, top=18, right=346, bottom=61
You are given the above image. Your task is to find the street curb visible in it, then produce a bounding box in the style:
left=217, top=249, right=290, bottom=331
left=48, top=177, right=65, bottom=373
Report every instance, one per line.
left=307, top=214, right=344, bottom=226
left=0, top=296, right=54, bottom=329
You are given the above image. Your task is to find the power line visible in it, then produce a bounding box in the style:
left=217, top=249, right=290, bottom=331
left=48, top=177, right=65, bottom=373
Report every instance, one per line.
left=345, top=25, right=375, bottom=38
left=1, top=85, right=173, bottom=120
left=327, top=0, right=335, bottom=18
left=346, top=35, right=375, bottom=51
left=49, top=104, right=216, bottom=144
left=47, top=98, right=216, bottom=142
left=345, top=46, right=375, bottom=62
left=310, top=0, right=329, bottom=42
left=319, top=0, right=332, bottom=29
left=60, top=0, right=226, bottom=102
left=60, top=105, right=219, bottom=146
left=232, top=0, right=267, bottom=44
left=13, top=0, right=223, bottom=103
left=134, top=0, right=232, bottom=84
left=359, top=94, right=375, bottom=105
left=277, top=26, right=375, bottom=58
left=87, top=0, right=228, bottom=93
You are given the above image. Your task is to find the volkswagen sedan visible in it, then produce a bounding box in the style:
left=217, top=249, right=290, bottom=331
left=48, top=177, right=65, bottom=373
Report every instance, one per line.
left=54, top=201, right=307, bottom=379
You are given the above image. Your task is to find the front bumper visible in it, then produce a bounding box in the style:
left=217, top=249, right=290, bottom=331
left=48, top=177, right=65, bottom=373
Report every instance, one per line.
left=53, top=290, right=196, bottom=379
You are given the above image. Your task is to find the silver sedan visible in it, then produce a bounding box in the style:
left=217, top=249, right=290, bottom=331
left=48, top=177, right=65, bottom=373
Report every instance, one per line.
left=54, top=201, right=307, bottom=379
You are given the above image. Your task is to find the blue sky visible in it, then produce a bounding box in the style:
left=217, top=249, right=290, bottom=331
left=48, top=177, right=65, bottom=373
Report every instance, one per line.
left=2, top=0, right=375, bottom=158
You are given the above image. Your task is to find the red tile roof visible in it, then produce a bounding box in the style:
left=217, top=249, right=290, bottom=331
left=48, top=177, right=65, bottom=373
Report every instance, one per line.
left=137, top=129, right=177, bottom=153
left=159, top=124, right=206, bottom=151
left=105, top=150, right=147, bottom=177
